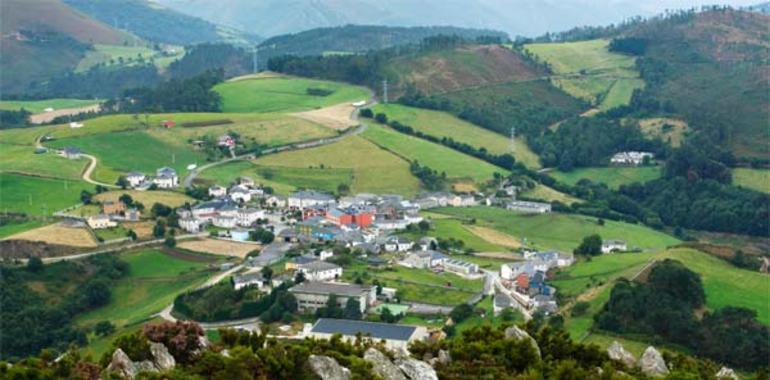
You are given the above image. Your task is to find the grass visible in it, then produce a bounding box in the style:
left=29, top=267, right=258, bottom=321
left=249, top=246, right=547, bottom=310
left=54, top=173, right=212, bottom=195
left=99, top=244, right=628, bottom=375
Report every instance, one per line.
left=362, top=124, right=502, bottom=183
left=520, top=183, right=581, bottom=205
left=402, top=218, right=508, bottom=253
left=94, top=190, right=193, bottom=209
left=76, top=44, right=156, bottom=72
left=0, top=173, right=93, bottom=215
left=432, top=207, right=680, bottom=253
left=214, top=76, right=370, bottom=113
left=524, top=39, right=644, bottom=110
left=198, top=160, right=353, bottom=195
left=733, top=168, right=769, bottom=193
left=0, top=98, right=99, bottom=113
left=637, top=118, right=689, bottom=147
left=94, top=225, right=129, bottom=242
left=0, top=143, right=87, bottom=180
left=253, top=136, right=421, bottom=196
left=0, top=219, right=47, bottom=239
left=548, top=166, right=662, bottom=190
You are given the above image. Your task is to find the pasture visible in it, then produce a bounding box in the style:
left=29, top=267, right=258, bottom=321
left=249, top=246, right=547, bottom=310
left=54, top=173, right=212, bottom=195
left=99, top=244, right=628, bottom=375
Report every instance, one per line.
left=402, top=218, right=511, bottom=253
left=0, top=143, right=87, bottom=180
left=0, top=173, right=93, bottom=215
left=362, top=125, right=501, bottom=184
left=733, top=168, right=769, bottom=193
left=76, top=44, right=156, bottom=72
left=94, top=190, right=193, bottom=208
left=637, top=117, right=689, bottom=147
left=548, top=166, right=661, bottom=189
left=0, top=98, right=99, bottom=113
left=519, top=183, right=581, bottom=205
left=432, top=207, right=680, bottom=252
left=198, top=161, right=354, bottom=196
left=214, top=76, right=370, bottom=113
left=524, top=39, right=643, bottom=110
left=253, top=136, right=421, bottom=196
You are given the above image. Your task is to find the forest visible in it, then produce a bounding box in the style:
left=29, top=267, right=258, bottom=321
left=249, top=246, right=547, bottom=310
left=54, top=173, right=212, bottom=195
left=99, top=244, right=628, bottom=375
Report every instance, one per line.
left=118, top=69, right=224, bottom=113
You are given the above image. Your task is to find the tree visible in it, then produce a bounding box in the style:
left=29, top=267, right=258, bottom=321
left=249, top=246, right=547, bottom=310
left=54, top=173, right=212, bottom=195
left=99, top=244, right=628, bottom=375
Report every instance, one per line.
left=116, top=176, right=129, bottom=189
left=449, top=303, right=474, bottom=323
left=26, top=256, right=44, bottom=273
left=119, top=194, right=134, bottom=207
left=84, top=280, right=111, bottom=307
left=343, top=298, right=362, bottom=320
left=574, top=234, right=602, bottom=256
left=151, top=203, right=172, bottom=218
left=164, top=236, right=176, bottom=248
left=80, top=190, right=93, bottom=205
left=94, top=321, right=116, bottom=337
left=261, top=266, right=273, bottom=282
left=360, top=108, right=373, bottom=118
left=294, top=271, right=305, bottom=284
left=153, top=221, right=166, bottom=238
left=337, top=183, right=350, bottom=196
left=417, top=220, right=430, bottom=232
left=374, top=113, right=388, bottom=124
left=127, top=229, right=137, bottom=241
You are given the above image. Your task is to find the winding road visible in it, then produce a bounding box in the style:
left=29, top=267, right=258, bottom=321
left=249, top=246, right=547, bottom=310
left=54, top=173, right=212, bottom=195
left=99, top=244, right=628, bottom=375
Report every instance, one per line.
left=35, top=135, right=117, bottom=188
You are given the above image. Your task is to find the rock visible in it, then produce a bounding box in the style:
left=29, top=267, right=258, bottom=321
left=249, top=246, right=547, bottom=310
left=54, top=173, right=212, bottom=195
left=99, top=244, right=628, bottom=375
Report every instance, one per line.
left=638, top=346, right=669, bottom=377
left=504, top=325, right=541, bottom=358
left=106, top=349, right=139, bottom=379
left=221, top=349, right=231, bottom=358
left=198, top=335, right=210, bottom=349
left=716, top=367, right=739, bottom=380
left=150, top=342, right=176, bottom=370
left=364, top=348, right=407, bottom=380
left=607, top=341, right=636, bottom=368
left=135, top=361, right=157, bottom=373
left=308, top=355, right=351, bottom=380
left=437, top=350, right=451, bottom=365
left=396, top=358, right=438, bottom=380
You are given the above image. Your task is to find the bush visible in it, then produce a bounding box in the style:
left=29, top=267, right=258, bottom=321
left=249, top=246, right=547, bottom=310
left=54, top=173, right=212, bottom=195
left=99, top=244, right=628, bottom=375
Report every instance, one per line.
left=571, top=301, right=590, bottom=317
left=94, top=321, right=116, bottom=337
left=26, top=256, right=44, bottom=273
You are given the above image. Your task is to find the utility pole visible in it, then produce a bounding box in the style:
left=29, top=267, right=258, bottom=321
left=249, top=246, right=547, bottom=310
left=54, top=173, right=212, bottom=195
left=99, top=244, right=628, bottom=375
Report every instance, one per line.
left=382, top=80, right=388, bottom=104
left=510, top=126, right=516, bottom=155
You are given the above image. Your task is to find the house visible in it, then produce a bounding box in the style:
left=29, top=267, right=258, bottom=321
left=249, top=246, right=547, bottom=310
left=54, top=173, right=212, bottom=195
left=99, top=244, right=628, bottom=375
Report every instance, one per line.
left=401, top=250, right=447, bottom=269
left=153, top=167, right=178, bottom=188
left=443, top=258, right=479, bottom=275
left=102, top=200, right=126, bottom=215
left=213, top=215, right=237, bottom=228
left=610, top=151, right=654, bottom=166
left=266, top=195, right=287, bottom=208
left=524, top=251, right=574, bottom=268
left=307, top=318, right=428, bottom=350
left=384, top=236, right=413, bottom=252
left=507, top=200, right=551, bottom=214
left=232, top=273, right=268, bottom=291
left=160, top=120, right=176, bottom=128
left=288, top=190, right=336, bottom=209
left=289, top=282, right=376, bottom=314
left=325, top=207, right=374, bottom=228
left=237, top=208, right=263, bottom=227
left=493, top=293, right=515, bottom=316
left=229, top=185, right=252, bottom=203
left=209, top=185, right=227, bottom=198
left=217, top=135, right=236, bottom=148
left=295, top=261, right=343, bottom=282
left=87, top=214, right=117, bottom=229
left=238, top=176, right=255, bottom=187
left=602, top=240, right=627, bottom=254
left=500, top=260, right=551, bottom=280
left=179, top=218, right=201, bottom=233
left=126, top=172, right=146, bottom=188
left=62, top=146, right=81, bottom=159
left=124, top=208, right=141, bottom=222
left=417, top=237, right=438, bottom=251
left=285, top=255, right=319, bottom=271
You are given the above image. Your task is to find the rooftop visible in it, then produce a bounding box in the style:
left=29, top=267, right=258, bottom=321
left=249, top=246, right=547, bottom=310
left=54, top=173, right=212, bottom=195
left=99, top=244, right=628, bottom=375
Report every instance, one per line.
left=310, top=318, right=417, bottom=342
left=289, top=282, right=372, bottom=297
left=301, top=261, right=341, bottom=272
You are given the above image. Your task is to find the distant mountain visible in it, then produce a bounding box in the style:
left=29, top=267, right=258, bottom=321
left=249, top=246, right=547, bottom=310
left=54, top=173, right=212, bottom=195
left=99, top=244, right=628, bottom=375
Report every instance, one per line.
left=0, top=0, right=133, bottom=93
left=745, top=2, right=770, bottom=13
left=156, top=0, right=760, bottom=37
left=63, top=0, right=259, bottom=46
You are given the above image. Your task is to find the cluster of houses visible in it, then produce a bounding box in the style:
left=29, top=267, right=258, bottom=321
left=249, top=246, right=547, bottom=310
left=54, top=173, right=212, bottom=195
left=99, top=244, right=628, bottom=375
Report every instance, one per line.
left=399, top=245, right=481, bottom=277
left=86, top=200, right=141, bottom=230
left=610, top=151, right=654, bottom=166
left=125, top=167, right=180, bottom=190
left=499, top=250, right=575, bottom=314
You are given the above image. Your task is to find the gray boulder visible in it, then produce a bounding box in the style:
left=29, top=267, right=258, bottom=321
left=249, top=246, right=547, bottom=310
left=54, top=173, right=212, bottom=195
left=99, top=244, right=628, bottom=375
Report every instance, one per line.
left=437, top=350, right=451, bottom=366
left=638, top=346, right=669, bottom=377
left=396, top=358, right=438, bottom=380
left=150, top=342, right=176, bottom=370
left=308, top=355, right=351, bottom=380
left=607, top=341, right=636, bottom=368
left=716, top=367, right=739, bottom=379
left=105, top=349, right=158, bottom=379
left=364, top=348, right=407, bottom=380
left=504, top=325, right=541, bottom=358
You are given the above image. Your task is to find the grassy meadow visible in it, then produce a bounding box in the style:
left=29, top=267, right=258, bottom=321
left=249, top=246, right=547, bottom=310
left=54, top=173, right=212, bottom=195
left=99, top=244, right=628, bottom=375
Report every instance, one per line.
left=733, top=168, right=769, bottom=193
left=0, top=219, right=48, bottom=239
left=520, top=183, right=582, bottom=205
left=0, top=98, right=99, bottom=113
left=198, top=160, right=354, bottom=195
left=637, top=117, right=689, bottom=147
left=0, top=173, right=93, bottom=215
left=76, top=44, right=157, bottom=72
left=548, top=166, right=662, bottom=189
left=432, top=207, right=680, bottom=252
left=215, top=76, right=370, bottom=113
left=0, top=143, right=87, bottom=180
left=253, top=136, right=421, bottom=196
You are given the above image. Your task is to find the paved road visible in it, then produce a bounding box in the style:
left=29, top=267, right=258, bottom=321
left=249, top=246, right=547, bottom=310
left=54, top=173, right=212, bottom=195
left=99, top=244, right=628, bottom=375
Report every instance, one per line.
left=251, top=241, right=293, bottom=266
left=36, top=135, right=117, bottom=189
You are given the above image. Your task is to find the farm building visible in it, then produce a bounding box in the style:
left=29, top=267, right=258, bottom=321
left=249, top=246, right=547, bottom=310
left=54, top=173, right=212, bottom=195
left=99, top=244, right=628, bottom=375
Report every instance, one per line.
left=289, top=282, right=376, bottom=314
left=443, top=258, right=479, bottom=275
left=87, top=214, right=117, bottom=229
left=602, top=240, right=628, bottom=253
left=153, top=167, right=178, bottom=188
left=306, top=318, right=428, bottom=350
left=610, top=151, right=654, bottom=166
left=507, top=200, right=551, bottom=214
left=126, top=172, right=146, bottom=188
left=61, top=146, right=81, bottom=160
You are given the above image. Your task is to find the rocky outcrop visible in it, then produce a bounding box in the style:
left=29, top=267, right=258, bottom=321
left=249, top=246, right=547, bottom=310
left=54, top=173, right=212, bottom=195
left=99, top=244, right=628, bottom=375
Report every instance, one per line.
left=308, top=355, right=351, bottom=380
left=607, top=341, right=636, bottom=368
left=150, top=342, right=176, bottom=370
left=716, top=367, right=739, bottom=379
left=437, top=350, right=451, bottom=366
left=364, top=348, right=407, bottom=380
left=638, top=346, right=669, bottom=377
left=396, top=358, right=438, bottom=380
left=105, top=349, right=157, bottom=379
left=504, top=325, right=541, bottom=358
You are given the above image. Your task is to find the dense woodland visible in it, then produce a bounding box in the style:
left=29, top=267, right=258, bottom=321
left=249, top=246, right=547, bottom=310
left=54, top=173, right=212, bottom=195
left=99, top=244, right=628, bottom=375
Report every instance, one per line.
left=595, top=260, right=768, bottom=370
left=117, top=69, right=224, bottom=113
left=174, top=281, right=297, bottom=324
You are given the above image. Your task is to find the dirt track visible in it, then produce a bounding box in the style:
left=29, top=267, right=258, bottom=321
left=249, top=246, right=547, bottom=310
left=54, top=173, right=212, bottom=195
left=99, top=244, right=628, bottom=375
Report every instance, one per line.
left=30, top=104, right=101, bottom=124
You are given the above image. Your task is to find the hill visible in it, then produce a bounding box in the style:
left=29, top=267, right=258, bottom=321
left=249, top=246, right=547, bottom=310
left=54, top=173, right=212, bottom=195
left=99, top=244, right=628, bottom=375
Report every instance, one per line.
left=63, top=0, right=259, bottom=46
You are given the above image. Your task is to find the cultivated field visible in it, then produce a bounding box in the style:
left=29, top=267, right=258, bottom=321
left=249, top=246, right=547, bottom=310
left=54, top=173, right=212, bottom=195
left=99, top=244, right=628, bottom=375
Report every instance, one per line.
left=253, top=136, right=421, bottom=196
left=214, top=76, right=370, bottom=113
left=733, top=168, right=769, bottom=193
left=4, top=223, right=97, bottom=247
left=548, top=166, right=662, bottom=189
left=94, top=190, right=193, bottom=208
left=432, top=207, right=680, bottom=252
left=0, top=219, right=47, bottom=239
left=293, top=103, right=358, bottom=130
left=178, top=238, right=260, bottom=258
left=0, top=173, right=93, bottom=215
left=362, top=125, right=501, bottom=183
left=0, top=98, right=99, bottom=113
left=465, top=225, right=522, bottom=249
left=525, top=39, right=644, bottom=111
left=75, top=44, right=182, bottom=72
left=519, top=183, right=581, bottom=205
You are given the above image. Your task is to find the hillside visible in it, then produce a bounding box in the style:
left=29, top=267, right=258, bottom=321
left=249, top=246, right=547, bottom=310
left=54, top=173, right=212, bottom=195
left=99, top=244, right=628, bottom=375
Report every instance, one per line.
left=621, top=9, right=770, bottom=159
left=63, top=0, right=259, bottom=46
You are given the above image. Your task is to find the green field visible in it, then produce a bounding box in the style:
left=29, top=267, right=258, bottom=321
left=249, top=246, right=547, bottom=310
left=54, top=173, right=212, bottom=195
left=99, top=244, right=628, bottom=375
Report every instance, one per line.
left=0, top=98, right=100, bottom=113
left=198, top=160, right=353, bottom=195
left=0, top=219, right=47, bottom=239
left=401, top=218, right=508, bottom=253
left=548, top=166, right=662, bottom=189
left=733, top=168, right=769, bottom=193
left=76, top=44, right=156, bottom=72
left=215, top=76, right=370, bottom=113
left=0, top=143, right=87, bottom=180
left=520, top=183, right=582, bottom=205
left=254, top=136, right=421, bottom=196
left=371, top=103, right=542, bottom=169
left=0, top=173, right=93, bottom=215
left=525, top=39, right=644, bottom=111
left=362, top=125, right=501, bottom=184
left=432, top=207, right=680, bottom=252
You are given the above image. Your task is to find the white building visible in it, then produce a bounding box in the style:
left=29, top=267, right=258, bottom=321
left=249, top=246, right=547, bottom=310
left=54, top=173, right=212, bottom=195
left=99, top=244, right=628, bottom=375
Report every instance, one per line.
left=126, top=172, right=146, bottom=188
left=384, top=236, right=413, bottom=252
left=288, top=190, right=336, bottom=209
left=602, top=240, right=628, bottom=254
left=87, top=214, right=117, bottom=229
left=296, top=261, right=343, bottom=282
left=443, top=258, right=479, bottom=275
left=230, top=185, right=252, bottom=203
left=237, top=208, right=264, bottom=227
left=233, top=273, right=268, bottom=291
left=289, top=282, right=376, bottom=314
left=209, top=185, right=227, bottom=198
left=153, top=167, right=178, bottom=188
left=401, top=250, right=447, bottom=269
left=501, top=260, right=551, bottom=281
left=179, top=218, right=201, bottom=233
left=507, top=200, right=552, bottom=214
left=213, top=216, right=237, bottom=228
left=610, top=151, right=654, bottom=166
